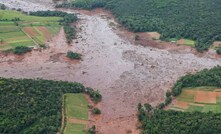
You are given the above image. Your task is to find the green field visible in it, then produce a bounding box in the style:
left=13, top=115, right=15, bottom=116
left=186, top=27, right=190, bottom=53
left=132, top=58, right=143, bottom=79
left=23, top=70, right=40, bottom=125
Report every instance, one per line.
left=0, top=10, right=61, bottom=22
left=65, top=93, right=88, bottom=120
left=64, top=123, right=85, bottom=134
left=184, top=39, right=195, bottom=46
left=170, top=87, right=221, bottom=113
left=64, top=94, right=88, bottom=134
left=0, top=10, right=62, bottom=50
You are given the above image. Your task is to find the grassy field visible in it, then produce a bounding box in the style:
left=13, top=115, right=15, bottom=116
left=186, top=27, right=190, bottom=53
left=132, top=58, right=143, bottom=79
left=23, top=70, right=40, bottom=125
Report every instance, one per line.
left=0, top=10, right=61, bottom=50
left=64, top=123, right=85, bottom=134
left=64, top=94, right=89, bottom=134
left=170, top=87, right=221, bottom=113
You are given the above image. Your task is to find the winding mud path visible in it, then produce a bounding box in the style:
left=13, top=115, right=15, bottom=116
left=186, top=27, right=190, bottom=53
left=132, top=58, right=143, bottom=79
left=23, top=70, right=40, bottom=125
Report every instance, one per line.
left=0, top=1, right=221, bottom=133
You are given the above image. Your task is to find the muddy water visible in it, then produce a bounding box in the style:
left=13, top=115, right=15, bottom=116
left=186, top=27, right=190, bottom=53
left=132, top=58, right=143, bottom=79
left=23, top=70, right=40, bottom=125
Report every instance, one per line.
left=1, top=1, right=221, bottom=133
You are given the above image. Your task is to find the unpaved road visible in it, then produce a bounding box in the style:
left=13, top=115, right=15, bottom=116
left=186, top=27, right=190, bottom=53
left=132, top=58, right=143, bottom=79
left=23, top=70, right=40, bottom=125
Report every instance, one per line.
left=0, top=1, right=221, bottom=134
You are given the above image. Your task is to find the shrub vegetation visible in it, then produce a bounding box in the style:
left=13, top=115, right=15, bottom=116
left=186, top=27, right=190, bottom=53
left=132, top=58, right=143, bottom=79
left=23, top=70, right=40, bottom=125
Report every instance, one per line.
left=67, top=51, right=81, bottom=60
left=92, top=108, right=101, bottom=115
left=216, top=47, right=221, bottom=54
left=5, top=46, right=32, bottom=55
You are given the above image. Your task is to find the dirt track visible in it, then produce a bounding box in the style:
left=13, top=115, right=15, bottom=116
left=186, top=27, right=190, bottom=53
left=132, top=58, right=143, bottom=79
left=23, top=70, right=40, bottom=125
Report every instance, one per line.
left=0, top=1, right=221, bottom=133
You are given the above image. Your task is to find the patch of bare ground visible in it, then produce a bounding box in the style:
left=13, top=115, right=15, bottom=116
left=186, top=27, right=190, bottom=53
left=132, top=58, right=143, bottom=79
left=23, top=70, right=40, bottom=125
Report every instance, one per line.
left=67, top=118, right=88, bottom=125
left=213, top=41, right=221, bottom=47
left=0, top=1, right=221, bottom=133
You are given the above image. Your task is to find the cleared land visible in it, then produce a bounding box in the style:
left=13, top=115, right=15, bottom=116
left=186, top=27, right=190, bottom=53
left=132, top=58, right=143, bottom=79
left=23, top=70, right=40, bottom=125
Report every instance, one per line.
left=0, top=10, right=61, bottom=50
left=170, top=87, right=221, bottom=113
left=64, top=94, right=89, bottom=134
left=176, top=39, right=195, bottom=47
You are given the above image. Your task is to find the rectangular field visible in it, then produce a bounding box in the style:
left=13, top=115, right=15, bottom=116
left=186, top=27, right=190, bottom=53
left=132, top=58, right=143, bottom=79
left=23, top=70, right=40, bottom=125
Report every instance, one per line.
left=170, top=87, right=221, bottom=113
left=64, top=123, right=85, bottom=134
left=64, top=94, right=89, bottom=134
left=65, top=93, right=88, bottom=120
left=0, top=10, right=62, bottom=50
left=176, top=39, right=195, bottom=47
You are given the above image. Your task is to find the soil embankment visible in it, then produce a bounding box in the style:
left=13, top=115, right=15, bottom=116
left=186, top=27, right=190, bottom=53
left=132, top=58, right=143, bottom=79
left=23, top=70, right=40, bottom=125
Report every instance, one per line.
left=0, top=1, right=221, bottom=133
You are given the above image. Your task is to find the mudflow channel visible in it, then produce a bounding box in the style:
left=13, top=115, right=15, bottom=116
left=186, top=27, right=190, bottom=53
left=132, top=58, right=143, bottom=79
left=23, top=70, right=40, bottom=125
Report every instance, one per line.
left=0, top=0, right=221, bottom=133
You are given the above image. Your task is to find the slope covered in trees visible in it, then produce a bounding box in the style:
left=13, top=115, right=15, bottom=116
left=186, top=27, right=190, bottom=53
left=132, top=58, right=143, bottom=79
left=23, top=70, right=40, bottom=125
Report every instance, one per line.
left=0, top=78, right=97, bottom=134
left=58, top=0, right=221, bottom=51
left=138, top=66, right=221, bottom=133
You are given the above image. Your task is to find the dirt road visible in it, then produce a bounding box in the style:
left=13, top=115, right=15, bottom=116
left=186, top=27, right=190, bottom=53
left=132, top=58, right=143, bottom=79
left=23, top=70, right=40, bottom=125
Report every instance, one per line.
left=0, top=1, right=221, bottom=133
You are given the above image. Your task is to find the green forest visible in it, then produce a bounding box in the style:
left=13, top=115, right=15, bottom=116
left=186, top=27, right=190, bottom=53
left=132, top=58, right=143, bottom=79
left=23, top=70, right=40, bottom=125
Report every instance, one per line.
left=0, top=78, right=89, bottom=134
left=138, top=66, right=221, bottom=134
left=138, top=109, right=221, bottom=134
left=57, top=0, right=221, bottom=51
left=172, top=66, right=221, bottom=96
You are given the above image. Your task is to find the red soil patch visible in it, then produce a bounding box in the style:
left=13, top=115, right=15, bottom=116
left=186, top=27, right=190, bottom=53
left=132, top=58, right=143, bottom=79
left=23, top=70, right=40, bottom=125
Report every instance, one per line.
left=67, top=117, right=88, bottom=125
left=176, top=101, right=189, bottom=109
left=189, top=103, right=205, bottom=106
left=23, top=27, right=38, bottom=37
left=0, top=42, right=8, bottom=46
left=137, top=32, right=151, bottom=40
left=177, top=39, right=185, bottom=45
left=216, top=92, right=221, bottom=97
left=195, top=91, right=216, bottom=104
left=182, top=90, right=197, bottom=97
left=147, top=32, right=160, bottom=40
left=213, top=41, right=221, bottom=47
left=36, top=26, right=51, bottom=39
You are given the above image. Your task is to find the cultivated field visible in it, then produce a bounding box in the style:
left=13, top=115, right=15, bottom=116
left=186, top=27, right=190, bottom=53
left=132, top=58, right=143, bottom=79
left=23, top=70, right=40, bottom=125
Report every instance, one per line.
left=64, top=94, right=89, bottom=134
left=170, top=87, right=221, bottom=113
left=0, top=10, right=61, bottom=50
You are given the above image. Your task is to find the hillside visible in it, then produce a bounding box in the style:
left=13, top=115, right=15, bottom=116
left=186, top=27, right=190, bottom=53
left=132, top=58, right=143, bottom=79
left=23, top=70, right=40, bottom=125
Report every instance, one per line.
left=59, top=0, right=221, bottom=51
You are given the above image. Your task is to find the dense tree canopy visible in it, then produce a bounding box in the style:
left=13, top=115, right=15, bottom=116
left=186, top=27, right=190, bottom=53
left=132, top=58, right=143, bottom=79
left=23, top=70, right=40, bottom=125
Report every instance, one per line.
left=58, top=0, right=221, bottom=51
left=0, top=78, right=85, bottom=134
left=138, top=109, right=221, bottom=134
left=172, top=66, right=221, bottom=96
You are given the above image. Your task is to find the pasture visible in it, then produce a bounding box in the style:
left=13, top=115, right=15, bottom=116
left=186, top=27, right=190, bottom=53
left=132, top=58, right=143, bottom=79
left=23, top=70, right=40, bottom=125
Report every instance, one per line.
left=170, top=87, right=221, bottom=113
left=64, top=94, right=89, bottom=134
left=0, top=10, right=61, bottom=50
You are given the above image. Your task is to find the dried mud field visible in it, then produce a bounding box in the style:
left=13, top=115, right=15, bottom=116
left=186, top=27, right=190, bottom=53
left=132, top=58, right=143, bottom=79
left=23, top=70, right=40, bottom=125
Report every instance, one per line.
left=0, top=0, right=221, bottom=133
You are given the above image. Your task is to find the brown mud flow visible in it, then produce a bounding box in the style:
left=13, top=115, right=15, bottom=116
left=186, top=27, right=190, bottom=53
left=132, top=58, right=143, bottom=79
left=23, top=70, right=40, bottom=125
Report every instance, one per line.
left=0, top=1, right=221, bottom=134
